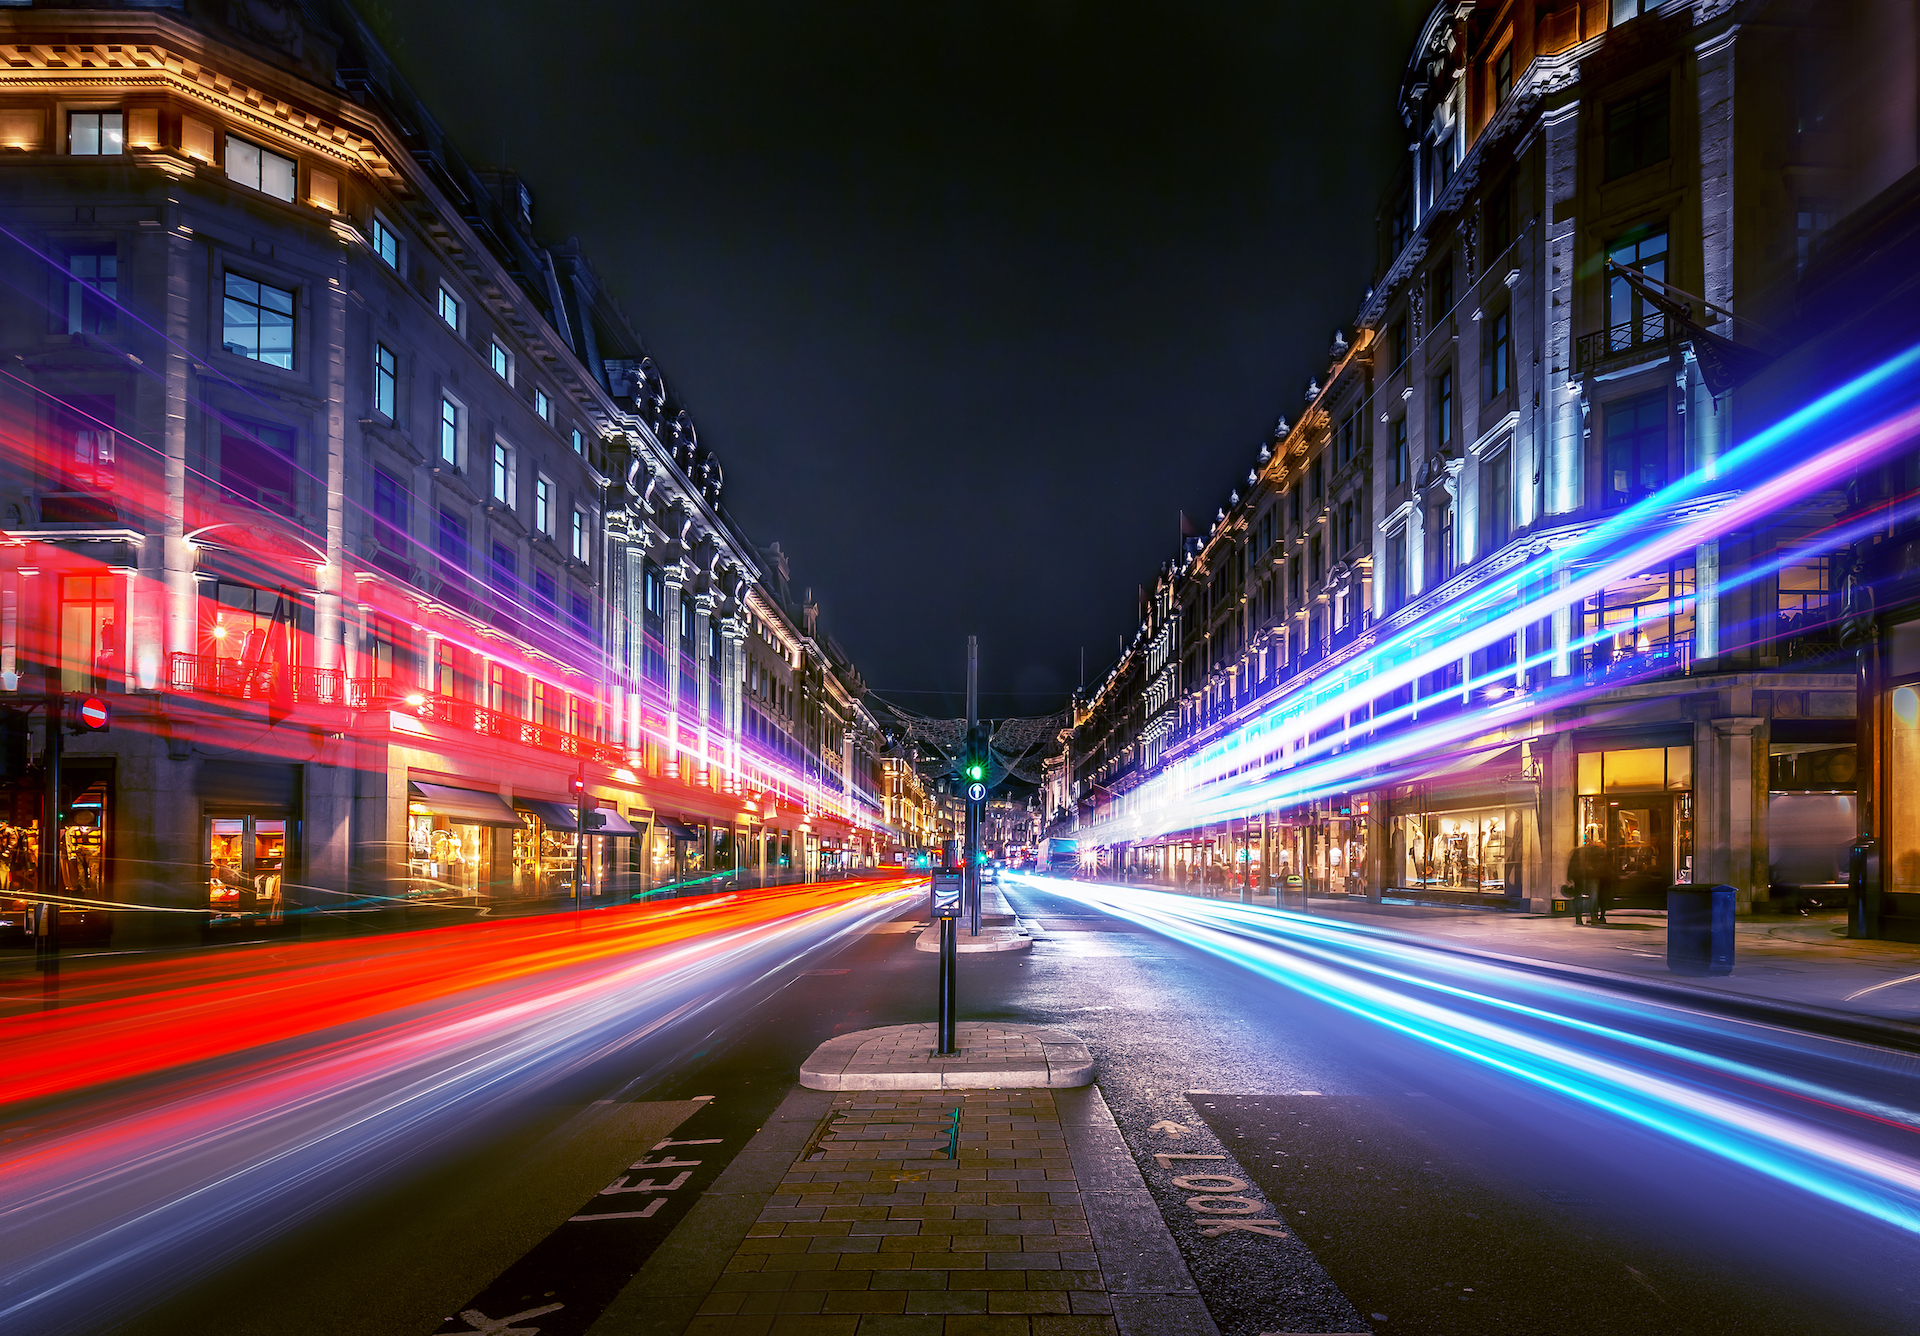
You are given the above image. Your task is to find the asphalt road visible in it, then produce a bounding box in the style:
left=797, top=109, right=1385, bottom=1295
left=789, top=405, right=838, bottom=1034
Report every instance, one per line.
left=103, top=879, right=1920, bottom=1336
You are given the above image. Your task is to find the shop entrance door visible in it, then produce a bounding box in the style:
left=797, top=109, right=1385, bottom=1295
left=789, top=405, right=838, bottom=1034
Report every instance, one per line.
left=1605, top=794, right=1674, bottom=909
left=207, top=814, right=290, bottom=923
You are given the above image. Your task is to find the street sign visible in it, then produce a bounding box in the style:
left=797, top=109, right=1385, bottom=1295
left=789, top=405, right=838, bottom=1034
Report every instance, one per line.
left=967, top=782, right=987, bottom=803
left=930, top=871, right=963, bottom=918
left=74, top=697, right=108, bottom=732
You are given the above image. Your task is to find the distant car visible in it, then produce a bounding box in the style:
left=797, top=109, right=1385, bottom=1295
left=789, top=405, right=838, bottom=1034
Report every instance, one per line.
left=981, top=863, right=999, bottom=883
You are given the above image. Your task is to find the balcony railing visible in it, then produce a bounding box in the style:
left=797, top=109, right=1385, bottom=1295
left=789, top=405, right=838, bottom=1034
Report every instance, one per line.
left=1574, top=310, right=1673, bottom=372
left=169, top=656, right=625, bottom=766
left=170, top=653, right=350, bottom=705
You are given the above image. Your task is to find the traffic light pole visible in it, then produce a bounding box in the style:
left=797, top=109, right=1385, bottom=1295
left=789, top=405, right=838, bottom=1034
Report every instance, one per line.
left=966, top=637, right=981, bottom=937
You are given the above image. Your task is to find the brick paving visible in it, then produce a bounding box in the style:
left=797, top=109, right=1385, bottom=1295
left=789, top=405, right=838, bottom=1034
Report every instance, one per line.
left=690, top=1089, right=1115, bottom=1336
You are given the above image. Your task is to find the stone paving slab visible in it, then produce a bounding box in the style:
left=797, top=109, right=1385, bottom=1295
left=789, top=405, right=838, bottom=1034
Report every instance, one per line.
left=800, top=1025, right=1094, bottom=1092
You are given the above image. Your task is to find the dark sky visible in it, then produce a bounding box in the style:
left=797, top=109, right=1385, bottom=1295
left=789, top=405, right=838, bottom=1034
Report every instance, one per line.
left=366, top=0, right=1431, bottom=717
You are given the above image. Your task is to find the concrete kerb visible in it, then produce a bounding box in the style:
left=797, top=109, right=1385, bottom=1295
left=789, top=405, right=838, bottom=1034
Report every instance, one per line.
left=798, top=1021, right=1096, bottom=1090
left=914, top=921, right=1034, bottom=952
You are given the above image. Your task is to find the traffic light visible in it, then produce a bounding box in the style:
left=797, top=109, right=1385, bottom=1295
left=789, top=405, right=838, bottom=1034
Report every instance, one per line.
left=66, top=696, right=109, bottom=735
left=962, top=725, right=988, bottom=785
left=0, top=706, right=29, bottom=778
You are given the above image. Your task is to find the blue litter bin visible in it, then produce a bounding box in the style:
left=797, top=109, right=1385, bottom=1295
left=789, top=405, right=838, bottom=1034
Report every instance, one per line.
left=1667, top=883, right=1736, bottom=976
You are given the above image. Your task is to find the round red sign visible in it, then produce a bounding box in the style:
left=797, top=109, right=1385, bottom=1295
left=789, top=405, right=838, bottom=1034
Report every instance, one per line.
left=78, top=697, right=108, bottom=729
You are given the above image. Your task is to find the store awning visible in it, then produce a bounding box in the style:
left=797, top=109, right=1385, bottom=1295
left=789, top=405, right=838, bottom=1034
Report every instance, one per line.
left=515, top=799, right=580, bottom=831
left=409, top=782, right=522, bottom=828
left=659, top=818, right=702, bottom=841
left=587, top=808, right=639, bottom=836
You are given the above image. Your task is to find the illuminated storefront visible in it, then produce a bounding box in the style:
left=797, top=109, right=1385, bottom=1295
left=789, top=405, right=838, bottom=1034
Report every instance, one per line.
left=1574, top=745, right=1693, bottom=905
left=405, top=781, right=520, bottom=901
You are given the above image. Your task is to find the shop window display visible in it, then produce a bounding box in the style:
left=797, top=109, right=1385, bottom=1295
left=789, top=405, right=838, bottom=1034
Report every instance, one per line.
left=1396, top=807, right=1511, bottom=893
left=406, top=813, right=487, bottom=899
left=1576, top=745, right=1695, bottom=901
left=207, top=814, right=287, bottom=923
left=1886, top=686, right=1920, bottom=893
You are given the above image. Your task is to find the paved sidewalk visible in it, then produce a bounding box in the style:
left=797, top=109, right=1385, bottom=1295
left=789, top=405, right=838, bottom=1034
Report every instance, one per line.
left=590, top=1085, right=1223, bottom=1336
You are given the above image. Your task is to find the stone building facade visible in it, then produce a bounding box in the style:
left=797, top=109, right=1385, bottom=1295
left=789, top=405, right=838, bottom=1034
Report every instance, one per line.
left=1064, top=0, right=1916, bottom=916
left=0, top=0, right=900, bottom=945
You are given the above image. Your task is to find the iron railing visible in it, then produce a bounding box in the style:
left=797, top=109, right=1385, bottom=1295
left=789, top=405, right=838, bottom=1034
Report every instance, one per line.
left=1574, top=310, right=1672, bottom=371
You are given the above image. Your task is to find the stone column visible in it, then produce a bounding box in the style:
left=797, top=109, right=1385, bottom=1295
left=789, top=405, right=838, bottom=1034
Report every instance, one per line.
left=1708, top=716, right=1765, bottom=908
left=722, top=614, right=747, bottom=791
left=694, top=591, right=715, bottom=785
left=660, top=565, right=686, bottom=778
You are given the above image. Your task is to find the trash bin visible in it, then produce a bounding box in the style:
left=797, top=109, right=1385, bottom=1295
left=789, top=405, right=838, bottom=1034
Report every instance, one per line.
left=1848, top=836, right=1881, bottom=940
left=1667, top=883, right=1736, bottom=976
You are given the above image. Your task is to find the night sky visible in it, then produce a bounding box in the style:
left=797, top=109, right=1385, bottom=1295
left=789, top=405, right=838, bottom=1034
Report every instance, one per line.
left=366, top=1, right=1431, bottom=717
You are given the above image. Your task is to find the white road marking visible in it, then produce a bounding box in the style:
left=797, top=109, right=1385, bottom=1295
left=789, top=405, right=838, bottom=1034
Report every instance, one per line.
left=599, top=1169, right=693, bottom=1195
left=626, top=1155, right=703, bottom=1169
left=1154, top=1153, right=1226, bottom=1169
left=653, top=1138, right=723, bottom=1148
left=1171, top=1175, right=1248, bottom=1192
left=1187, top=1196, right=1266, bottom=1214
left=1150, top=1119, right=1192, bottom=1136
left=570, top=1197, right=667, bottom=1222
left=449, top=1302, right=564, bottom=1333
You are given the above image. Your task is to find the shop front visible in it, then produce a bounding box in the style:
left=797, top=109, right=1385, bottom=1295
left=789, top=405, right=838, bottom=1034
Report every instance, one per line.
left=1573, top=744, right=1694, bottom=910
left=200, top=759, right=296, bottom=934
left=2, top=763, right=116, bottom=945
left=1767, top=720, right=1856, bottom=909
left=405, top=781, right=520, bottom=902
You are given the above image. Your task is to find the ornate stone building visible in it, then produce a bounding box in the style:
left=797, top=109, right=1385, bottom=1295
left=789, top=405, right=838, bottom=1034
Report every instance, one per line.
left=0, top=0, right=898, bottom=944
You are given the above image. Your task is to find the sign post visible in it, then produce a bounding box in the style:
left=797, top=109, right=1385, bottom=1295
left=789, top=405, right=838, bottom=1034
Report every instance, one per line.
left=931, top=869, right=962, bottom=1054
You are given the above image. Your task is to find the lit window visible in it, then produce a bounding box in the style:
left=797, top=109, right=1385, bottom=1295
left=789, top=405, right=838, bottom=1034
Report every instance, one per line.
left=492, top=441, right=516, bottom=506
left=374, top=343, right=397, bottom=419
left=69, top=112, right=122, bottom=156
left=571, top=428, right=583, bottom=455
left=1433, top=368, right=1453, bottom=450
left=439, top=396, right=461, bottom=466
left=370, top=215, right=398, bottom=268
left=437, top=287, right=460, bottom=330
left=572, top=508, right=586, bottom=561
left=1494, top=46, right=1513, bottom=107
left=1484, top=310, right=1510, bottom=398
left=222, top=273, right=295, bottom=368
left=490, top=341, right=511, bottom=381
left=534, top=476, right=552, bottom=534
left=225, top=134, right=296, bottom=202
left=534, top=388, right=550, bottom=420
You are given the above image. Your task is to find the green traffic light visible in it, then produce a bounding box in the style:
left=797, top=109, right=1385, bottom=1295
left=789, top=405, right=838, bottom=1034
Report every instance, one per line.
left=966, top=763, right=984, bottom=781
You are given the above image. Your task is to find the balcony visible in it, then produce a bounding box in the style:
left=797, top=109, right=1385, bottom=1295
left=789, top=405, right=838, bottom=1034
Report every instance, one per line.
left=168, top=656, right=625, bottom=765
left=1574, top=311, right=1673, bottom=374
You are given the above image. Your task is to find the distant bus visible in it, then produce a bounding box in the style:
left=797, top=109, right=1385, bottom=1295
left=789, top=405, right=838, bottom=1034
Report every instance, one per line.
left=1039, top=838, right=1079, bottom=875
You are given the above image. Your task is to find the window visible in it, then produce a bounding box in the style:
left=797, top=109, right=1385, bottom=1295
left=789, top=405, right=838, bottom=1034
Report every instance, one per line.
left=437, top=507, right=469, bottom=571
left=1339, top=501, right=1354, bottom=554
left=1391, top=417, right=1409, bottom=487
left=1387, top=529, right=1408, bottom=609
left=1433, top=368, right=1454, bottom=451
left=534, top=388, right=550, bottom=421
left=60, top=246, right=116, bottom=335
left=1485, top=450, right=1512, bottom=549
left=1438, top=505, right=1456, bottom=580
left=60, top=574, right=116, bottom=693
left=69, top=111, right=122, bottom=156
left=1494, top=45, right=1514, bottom=107
left=534, top=569, right=558, bottom=616
left=572, top=508, right=587, bottom=562
left=1432, top=256, right=1453, bottom=325
left=1611, top=0, right=1650, bottom=23
left=1390, top=314, right=1409, bottom=371
left=1605, top=84, right=1669, bottom=181
left=370, top=215, right=398, bottom=268
left=1603, top=393, right=1667, bottom=508
left=489, top=539, right=516, bottom=593
left=1338, top=413, right=1357, bottom=469
left=491, top=441, right=516, bottom=507
left=1796, top=198, right=1834, bottom=274
left=435, top=640, right=461, bottom=698
left=570, top=592, right=592, bottom=636
left=1310, top=457, right=1324, bottom=505
left=1485, top=309, right=1511, bottom=398
left=374, top=343, right=397, bottom=419
left=221, top=421, right=298, bottom=516
left=570, top=427, right=584, bottom=455
left=364, top=615, right=400, bottom=682
left=222, top=273, right=295, bottom=368
left=489, top=340, right=511, bottom=382
left=487, top=662, right=513, bottom=716
left=437, top=286, right=461, bottom=330
left=1288, top=484, right=1301, bottom=529
left=439, top=395, right=462, bottom=467
left=1309, top=533, right=1324, bottom=583
left=371, top=468, right=409, bottom=551
left=644, top=568, right=664, bottom=617
left=225, top=134, right=296, bottom=201
left=47, top=395, right=117, bottom=501
left=1605, top=225, right=1669, bottom=348
left=680, top=593, right=696, bottom=642
left=207, top=582, right=297, bottom=666
left=534, top=475, right=553, bottom=534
